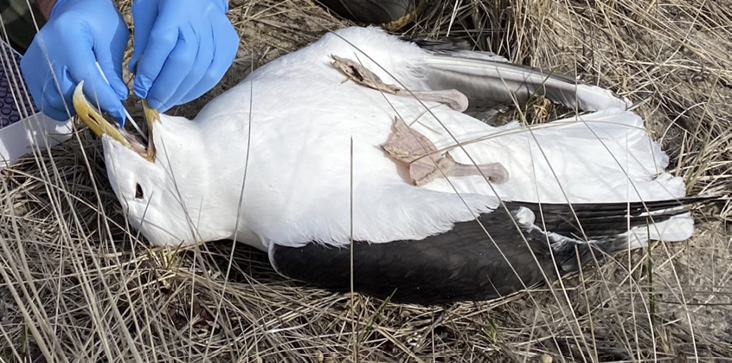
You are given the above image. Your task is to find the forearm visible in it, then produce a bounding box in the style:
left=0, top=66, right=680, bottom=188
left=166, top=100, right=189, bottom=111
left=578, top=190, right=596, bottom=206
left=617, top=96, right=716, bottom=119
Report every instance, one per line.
left=36, top=0, right=57, bottom=19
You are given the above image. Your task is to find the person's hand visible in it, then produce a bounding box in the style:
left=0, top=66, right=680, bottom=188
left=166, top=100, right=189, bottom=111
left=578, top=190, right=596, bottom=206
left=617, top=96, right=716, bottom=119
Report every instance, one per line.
left=129, top=0, right=239, bottom=111
left=20, top=0, right=129, bottom=124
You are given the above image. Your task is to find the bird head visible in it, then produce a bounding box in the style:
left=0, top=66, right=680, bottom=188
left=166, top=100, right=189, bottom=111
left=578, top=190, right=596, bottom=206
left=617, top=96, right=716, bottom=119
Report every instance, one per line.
left=72, top=81, right=219, bottom=247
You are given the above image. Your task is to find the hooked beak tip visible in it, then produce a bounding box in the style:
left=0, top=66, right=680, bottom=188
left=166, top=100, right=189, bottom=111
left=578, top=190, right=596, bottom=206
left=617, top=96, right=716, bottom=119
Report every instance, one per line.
left=72, top=81, right=131, bottom=148
left=72, top=81, right=159, bottom=162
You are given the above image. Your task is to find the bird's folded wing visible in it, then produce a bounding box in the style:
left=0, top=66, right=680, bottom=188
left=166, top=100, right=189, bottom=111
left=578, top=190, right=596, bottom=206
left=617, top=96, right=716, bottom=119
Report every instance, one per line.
left=422, top=54, right=630, bottom=112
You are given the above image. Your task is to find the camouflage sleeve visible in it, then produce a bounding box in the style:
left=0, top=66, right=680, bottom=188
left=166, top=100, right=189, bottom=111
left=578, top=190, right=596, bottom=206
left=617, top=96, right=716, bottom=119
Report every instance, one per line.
left=0, top=0, right=48, bottom=52
left=35, top=0, right=57, bottom=19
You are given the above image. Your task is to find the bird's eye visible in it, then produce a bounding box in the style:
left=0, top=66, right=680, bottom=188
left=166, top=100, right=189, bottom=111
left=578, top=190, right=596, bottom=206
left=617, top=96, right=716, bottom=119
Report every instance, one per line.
left=135, top=183, right=144, bottom=199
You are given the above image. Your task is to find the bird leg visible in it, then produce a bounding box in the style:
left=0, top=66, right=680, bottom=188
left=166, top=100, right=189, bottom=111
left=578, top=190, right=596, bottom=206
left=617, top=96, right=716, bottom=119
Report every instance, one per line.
left=382, top=117, right=509, bottom=186
left=331, top=55, right=469, bottom=112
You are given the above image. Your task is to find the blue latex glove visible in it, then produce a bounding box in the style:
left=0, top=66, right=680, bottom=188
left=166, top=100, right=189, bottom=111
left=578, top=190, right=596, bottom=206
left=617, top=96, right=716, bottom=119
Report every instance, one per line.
left=20, top=0, right=129, bottom=124
left=129, top=0, right=239, bottom=111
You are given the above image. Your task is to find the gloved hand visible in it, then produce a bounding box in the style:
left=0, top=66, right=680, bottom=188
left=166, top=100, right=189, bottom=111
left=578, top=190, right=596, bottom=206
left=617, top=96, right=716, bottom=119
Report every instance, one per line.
left=129, top=0, right=239, bottom=111
left=20, top=0, right=129, bottom=124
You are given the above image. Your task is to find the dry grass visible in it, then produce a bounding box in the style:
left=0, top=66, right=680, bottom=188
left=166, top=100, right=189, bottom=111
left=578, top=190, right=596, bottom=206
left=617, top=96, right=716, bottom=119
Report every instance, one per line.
left=1, top=0, right=730, bottom=361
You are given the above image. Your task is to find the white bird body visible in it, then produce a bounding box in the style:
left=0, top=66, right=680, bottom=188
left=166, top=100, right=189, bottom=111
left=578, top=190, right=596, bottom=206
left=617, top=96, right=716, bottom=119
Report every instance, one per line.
left=92, top=27, right=704, bottom=303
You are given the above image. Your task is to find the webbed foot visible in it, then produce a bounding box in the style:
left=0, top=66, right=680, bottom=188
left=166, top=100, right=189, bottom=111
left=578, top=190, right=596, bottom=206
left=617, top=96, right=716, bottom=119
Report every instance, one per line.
left=332, top=55, right=469, bottom=111
left=382, top=117, right=509, bottom=186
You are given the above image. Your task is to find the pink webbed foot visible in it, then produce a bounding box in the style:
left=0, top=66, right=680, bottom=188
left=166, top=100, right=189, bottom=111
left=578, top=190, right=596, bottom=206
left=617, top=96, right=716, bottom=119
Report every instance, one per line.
left=382, top=117, right=509, bottom=186
left=331, top=55, right=469, bottom=111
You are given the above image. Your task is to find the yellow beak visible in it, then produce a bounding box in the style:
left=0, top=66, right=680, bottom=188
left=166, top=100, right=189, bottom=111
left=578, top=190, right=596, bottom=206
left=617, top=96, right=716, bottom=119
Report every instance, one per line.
left=72, top=81, right=159, bottom=162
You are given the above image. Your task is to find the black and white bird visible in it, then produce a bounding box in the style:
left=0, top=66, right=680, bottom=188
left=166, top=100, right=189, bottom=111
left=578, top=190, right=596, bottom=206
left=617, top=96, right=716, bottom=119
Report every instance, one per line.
left=73, top=27, right=711, bottom=304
